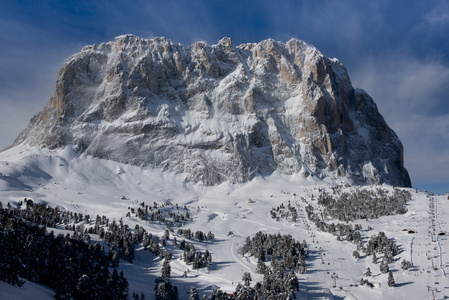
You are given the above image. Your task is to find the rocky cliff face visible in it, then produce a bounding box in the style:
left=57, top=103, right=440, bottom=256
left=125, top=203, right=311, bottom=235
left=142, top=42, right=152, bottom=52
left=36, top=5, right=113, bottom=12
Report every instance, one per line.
left=13, top=35, right=411, bottom=187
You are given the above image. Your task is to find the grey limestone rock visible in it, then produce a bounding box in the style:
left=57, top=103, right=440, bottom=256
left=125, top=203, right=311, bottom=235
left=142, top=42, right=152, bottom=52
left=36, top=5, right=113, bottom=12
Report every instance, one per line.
left=13, top=35, right=411, bottom=187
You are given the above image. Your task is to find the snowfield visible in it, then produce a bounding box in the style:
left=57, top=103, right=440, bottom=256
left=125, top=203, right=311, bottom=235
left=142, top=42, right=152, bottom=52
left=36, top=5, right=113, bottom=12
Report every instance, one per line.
left=0, top=145, right=447, bottom=299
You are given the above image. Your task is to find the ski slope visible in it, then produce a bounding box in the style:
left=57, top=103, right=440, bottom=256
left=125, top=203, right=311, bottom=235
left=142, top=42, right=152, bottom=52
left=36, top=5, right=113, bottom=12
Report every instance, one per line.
left=0, top=145, right=448, bottom=299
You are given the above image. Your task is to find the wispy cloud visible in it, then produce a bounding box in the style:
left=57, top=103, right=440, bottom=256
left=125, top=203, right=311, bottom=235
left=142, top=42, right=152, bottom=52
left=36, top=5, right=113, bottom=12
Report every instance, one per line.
left=422, top=2, right=449, bottom=26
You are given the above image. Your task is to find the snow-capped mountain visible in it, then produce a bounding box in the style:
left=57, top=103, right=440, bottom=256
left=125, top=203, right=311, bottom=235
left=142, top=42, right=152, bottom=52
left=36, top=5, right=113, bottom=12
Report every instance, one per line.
left=12, top=35, right=411, bottom=187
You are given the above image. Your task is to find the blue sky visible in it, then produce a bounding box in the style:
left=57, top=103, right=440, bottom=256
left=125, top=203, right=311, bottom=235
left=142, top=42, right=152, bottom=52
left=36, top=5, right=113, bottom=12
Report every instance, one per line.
left=0, top=0, right=448, bottom=194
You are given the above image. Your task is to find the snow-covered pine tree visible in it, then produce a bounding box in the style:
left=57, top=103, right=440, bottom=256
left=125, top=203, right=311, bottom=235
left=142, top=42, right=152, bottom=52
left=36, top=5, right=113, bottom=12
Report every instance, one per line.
left=256, top=259, right=266, bottom=274
left=388, top=271, right=395, bottom=287
left=359, top=277, right=365, bottom=286
left=242, top=272, right=252, bottom=286
left=162, top=258, right=171, bottom=279
left=296, top=255, right=307, bottom=274
left=401, top=259, right=411, bottom=270
left=189, top=286, right=199, bottom=300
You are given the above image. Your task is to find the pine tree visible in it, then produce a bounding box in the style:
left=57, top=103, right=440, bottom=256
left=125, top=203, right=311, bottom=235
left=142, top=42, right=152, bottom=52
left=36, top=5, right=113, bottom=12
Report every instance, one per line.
left=387, top=271, right=395, bottom=287
left=286, top=270, right=299, bottom=292
left=76, top=275, right=93, bottom=299
left=154, top=278, right=178, bottom=300
left=296, top=255, right=307, bottom=274
left=256, top=259, right=266, bottom=274
left=108, top=249, right=120, bottom=268
left=155, top=279, right=168, bottom=300
left=235, top=283, right=253, bottom=300
left=118, top=271, right=129, bottom=299
left=162, top=259, right=171, bottom=279
left=205, top=250, right=212, bottom=271
left=193, top=252, right=202, bottom=269
left=242, top=272, right=252, bottom=286
left=401, top=259, right=411, bottom=270
left=359, top=277, right=365, bottom=286
left=189, top=286, right=199, bottom=300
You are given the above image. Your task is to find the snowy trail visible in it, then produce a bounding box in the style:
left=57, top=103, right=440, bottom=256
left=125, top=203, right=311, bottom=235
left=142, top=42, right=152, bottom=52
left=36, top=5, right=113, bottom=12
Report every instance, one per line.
left=230, top=241, right=255, bottom=277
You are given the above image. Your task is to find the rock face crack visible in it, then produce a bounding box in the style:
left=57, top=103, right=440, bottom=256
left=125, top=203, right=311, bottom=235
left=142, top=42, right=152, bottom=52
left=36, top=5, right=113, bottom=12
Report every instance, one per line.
left=12, top=35, right=411, bottom=187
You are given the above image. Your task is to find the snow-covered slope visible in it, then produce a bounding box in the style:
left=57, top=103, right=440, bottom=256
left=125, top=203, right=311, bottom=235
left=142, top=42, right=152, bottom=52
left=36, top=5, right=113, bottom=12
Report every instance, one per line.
left=11, top=35, right=410, bottom=187
left=0, top=146, right=447, bottom=299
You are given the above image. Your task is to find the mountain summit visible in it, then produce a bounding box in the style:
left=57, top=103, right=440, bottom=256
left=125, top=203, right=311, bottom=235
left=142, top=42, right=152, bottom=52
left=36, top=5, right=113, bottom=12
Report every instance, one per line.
left=12, top=35, right=411, bottom=187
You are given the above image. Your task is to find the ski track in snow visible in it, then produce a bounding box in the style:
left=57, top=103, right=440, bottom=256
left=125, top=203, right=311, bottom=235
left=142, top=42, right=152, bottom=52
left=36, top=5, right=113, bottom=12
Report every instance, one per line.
left=230, top=241, right=255, bottom=277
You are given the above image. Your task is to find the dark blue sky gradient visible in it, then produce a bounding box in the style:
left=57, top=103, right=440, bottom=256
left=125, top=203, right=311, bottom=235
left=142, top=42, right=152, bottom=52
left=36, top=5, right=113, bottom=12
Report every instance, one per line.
left=1, top=0, right=448, bottom=194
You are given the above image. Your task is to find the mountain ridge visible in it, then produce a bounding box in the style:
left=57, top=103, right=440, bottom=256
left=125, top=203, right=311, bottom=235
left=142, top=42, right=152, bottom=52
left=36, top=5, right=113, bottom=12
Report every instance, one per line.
left=11, top=35, right=411, bottom=187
